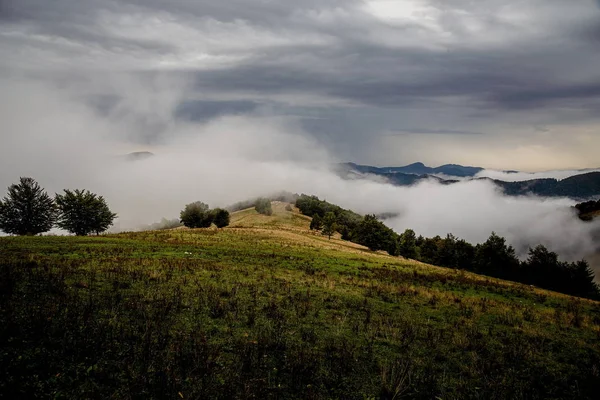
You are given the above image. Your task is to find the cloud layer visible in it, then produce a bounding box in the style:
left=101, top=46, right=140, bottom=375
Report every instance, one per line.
left=1, top=0, right=600, bottom=168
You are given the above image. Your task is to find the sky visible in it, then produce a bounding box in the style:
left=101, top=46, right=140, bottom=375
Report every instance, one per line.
left=1, top=0, right=600, bottom=170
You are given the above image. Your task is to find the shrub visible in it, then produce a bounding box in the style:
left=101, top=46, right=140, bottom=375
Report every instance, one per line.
left=211, top=208, right=230, bottom=228
left=180, top=202, right=213, bottom=228
left=255, top=198, right=273, bottom=216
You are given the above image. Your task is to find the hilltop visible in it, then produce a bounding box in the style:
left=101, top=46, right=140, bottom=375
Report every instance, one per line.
left=1, top=202, right=600, bottom=399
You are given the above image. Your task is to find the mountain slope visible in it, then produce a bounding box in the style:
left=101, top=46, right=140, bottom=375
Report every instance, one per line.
left=493, top=172, right=600, bottom=198
left=341, top=162, right=600, bottom=199
left=342, top=162, right=484, bottom=177
left=1, top=203, right=599, bottom=399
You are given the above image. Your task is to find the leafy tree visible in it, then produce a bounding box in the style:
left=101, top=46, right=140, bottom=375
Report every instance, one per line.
left=355, top=214, right=399, bottom=255
left=55, top=189, right=117, bottom=236
left=310, top=214, right=322, bottom=230
left=321, top=212, right=337, bottom=239
left=255, top=198, right=273, bottom=216
left=211, top=208, right=230, bottom=228
left=474, top=232, right=520, bottom=279
left=180, top=202, right=213, bottom=228
left=0, top=177, right=56, bottom=235
left=399, top=229, right=418, bottom=259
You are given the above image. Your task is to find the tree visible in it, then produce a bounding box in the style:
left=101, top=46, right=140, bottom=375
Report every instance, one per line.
left=211, top=208, right=230, bottom=228
left=0, top=177, right=56, bottom=235
left=399, top=229, right=418, bottom=259
left=310, top=214, right=322, bottom=230
left=255, top=198, right=273, bottom=216
left=321, top=212, right=337, bottom=239
left=473, top=232, right=520, bottom=279
left=180, top=201, right=213, bottom=228
left=55, top=189, right=117, bottom=236
left=355, top=214, right=399, bottom=255
left=568, top=260, right=600, bottom=299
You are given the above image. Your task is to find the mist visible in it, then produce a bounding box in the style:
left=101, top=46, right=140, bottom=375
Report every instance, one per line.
left=2, top=74, right=599, bottom=276
left=475, top=168, right=600, bottom=182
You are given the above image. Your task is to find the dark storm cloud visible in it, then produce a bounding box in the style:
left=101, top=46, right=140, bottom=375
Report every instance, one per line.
left=175, top=100, right=259, bottom=121
left=2, top=0, right=600, bottom=160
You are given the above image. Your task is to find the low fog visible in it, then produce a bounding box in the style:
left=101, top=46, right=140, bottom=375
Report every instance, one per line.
left=2, top=75, right=599, bottom=276
left=475, top=168, right=600, bottom=182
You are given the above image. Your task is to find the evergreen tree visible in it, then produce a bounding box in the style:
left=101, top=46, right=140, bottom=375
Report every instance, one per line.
left=180, top=202, right=213, bottom=228
left=55, top=189, right=117, bottom=235
left=321, top=212, right=337, bottom=239
left=0, top=177, right=56, bottom=235
left=568, top=260, right=600, bottom=299
left=211, top=208, right=230, bottom=228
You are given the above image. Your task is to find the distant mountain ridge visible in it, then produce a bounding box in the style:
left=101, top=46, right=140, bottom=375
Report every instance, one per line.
left=339, top=162, right=600, bottom=199
left=342, top=162, right=484, bottom=177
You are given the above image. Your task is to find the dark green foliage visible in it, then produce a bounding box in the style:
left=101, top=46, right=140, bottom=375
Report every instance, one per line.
left=310, top=214, right=322, bottom=230
left=254, top=198, right=273, bottom=216
left=55, top=189, right=117, bottom=236
left=321, top=212, right=336, bottom=239
left=0, top=177, right=56, bottom=235
left=399, top=229, right=418, bottom=259
left=355, top=215, right=399, bottom=255
left=180, top=201, right=214, bottom=228
left=474, top=232, right=520, bottom=279
left=520, top=245, right=599, bottom=299
left=211, top=208, right=230, bottom=228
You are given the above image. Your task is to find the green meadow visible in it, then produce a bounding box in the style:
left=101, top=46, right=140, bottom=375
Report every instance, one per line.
left=1, top=203, right=599, bottom=399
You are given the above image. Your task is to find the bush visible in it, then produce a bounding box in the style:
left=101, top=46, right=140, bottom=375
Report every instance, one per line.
left=55, top=189, right=117, bottom=236
left=211, top=208, right=230, bottom=228
left=180, top=202, right=214, bottom=228
left=0, top=177, right=56, bottom=235
left=255, top=198, right=273, bottom=216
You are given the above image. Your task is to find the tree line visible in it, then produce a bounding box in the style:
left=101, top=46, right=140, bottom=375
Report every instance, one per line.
left=0, top=177, right=116, bottom=236
left=575, top=199, right=600, bottom=221
left=296, top=194, right=600, bottom=300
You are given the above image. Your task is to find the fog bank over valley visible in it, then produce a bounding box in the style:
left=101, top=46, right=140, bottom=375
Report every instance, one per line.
left=1, top=77, right=599, bottom=277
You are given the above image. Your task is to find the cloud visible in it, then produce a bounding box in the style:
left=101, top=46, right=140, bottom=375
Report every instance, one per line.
left=1, top=76, right=599, bottom=271
left=1, top=0, right=600, bottom=169
left=476, top=168, right=600, bottom=182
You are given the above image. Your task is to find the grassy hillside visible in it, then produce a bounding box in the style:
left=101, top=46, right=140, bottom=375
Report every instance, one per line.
left=1, top=203, right=600, bottom=399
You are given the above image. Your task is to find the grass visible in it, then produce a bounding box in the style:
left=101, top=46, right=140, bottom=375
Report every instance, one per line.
left=1, top=203, right=600, bottom=399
